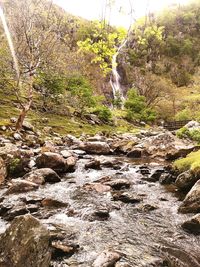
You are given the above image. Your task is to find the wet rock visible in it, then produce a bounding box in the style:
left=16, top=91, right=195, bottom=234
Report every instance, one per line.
left=159, top=173, right=175, bottom=185
left=179, top=180, right=200, bottom=213
left=23, top=168, right=61, bottom=185
left=127, top=148, right=142, bottom=158
left=4, top=204, right=39, bottom=221
left=104, top=179, right=131, bottom=190
left=0, top=214, right=51, bottom=267
left=88, top=207, right=110, bottom=221
left=5, top=179, right=39, bottom=194
left=36, top=152, right=72, bottom=173
left=84, top=183, right=111, bottom=193
left=66, top=156, right=77, bottom=172
left=85, top=159, right=101, bottom=170
left=51, top=240, right=79, bottom=258
left=140, top=204, right=158, bottom=212
left=112, top=192, right=141, bottom=204
left=181, top=214, right=200, bottom=234
left=79, top=141, right=110, bottom=155
left=0, top=157, right=7, bottom=185
left=115, top=262, right=131, bottom=267
left=175, top=171, right=198, bottom=191
left=41, top=198, right=68, bottom=208
left=100, top=158, right=122, bottom=170
left=93, top=250, right=122, bottom=267
left=149, top=169, right=164, bottom=182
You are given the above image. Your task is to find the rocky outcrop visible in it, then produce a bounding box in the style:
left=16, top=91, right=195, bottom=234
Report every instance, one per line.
left=179, top=180, right=200, bottom=213
left=0, top=214, right=51, bottom=267
left=36, top=152, right=76, bottom=173
left=5, top=179, right=39, bottom=194
left=79, top=142, right=110, bottom=155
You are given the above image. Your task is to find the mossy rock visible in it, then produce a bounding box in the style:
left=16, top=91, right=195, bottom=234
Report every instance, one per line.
left=173, top=150, right=200, bottom=174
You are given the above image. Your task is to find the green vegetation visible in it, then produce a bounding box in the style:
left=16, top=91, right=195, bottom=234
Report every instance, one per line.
left=124, top=89, right=156, bottom=123
left=177, top=127, right=200, bottom=143
left=173, top=150, right=200, bottom=174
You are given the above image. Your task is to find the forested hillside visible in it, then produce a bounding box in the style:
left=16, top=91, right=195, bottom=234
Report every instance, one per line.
left=0, top=0, right=200, bottom=133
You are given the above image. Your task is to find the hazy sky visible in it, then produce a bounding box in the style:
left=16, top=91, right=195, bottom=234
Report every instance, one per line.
left=53, top=0, right=191, bottom=27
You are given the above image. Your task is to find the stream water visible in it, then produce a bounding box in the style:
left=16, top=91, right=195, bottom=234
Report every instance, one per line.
left=0, top=155, right=199, bottom=266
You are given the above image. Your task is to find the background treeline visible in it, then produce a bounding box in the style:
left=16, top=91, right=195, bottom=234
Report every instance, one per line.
left=0, top=0, right=200, bottom=127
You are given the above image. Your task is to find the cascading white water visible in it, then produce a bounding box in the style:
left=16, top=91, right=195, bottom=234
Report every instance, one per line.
left=0, top=6, right=20, bottom=80
left=110, top=40, right=127, bottom=102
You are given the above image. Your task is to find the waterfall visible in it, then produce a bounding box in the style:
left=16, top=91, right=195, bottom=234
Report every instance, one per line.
left=110, top=40, right=127, bottom=102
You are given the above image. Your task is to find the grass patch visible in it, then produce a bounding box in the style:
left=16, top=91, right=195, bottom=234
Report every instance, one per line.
left=173, top=150, right=200, bottom=173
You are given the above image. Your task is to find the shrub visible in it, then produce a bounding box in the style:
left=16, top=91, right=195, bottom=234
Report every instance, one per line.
left=93, top=105, right=112, bottom=123
left=124, top=88, right=156, bottom=123
left=177, top=127, right=200, bottom=143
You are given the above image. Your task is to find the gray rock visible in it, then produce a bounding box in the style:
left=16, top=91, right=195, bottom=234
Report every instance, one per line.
left=127, top=148, right=142, bottom=158
left=181, top=214, right=200, bottom=234
left=0, top=214, right=51, bottom=267
left=36, top=152, right=71, bottom=173
left=23, top=168, right=61, bottom=185
left=179, top=180, right=200, bottom=213
left=93, top=250, right=121, bottom=267
left=5, top=179, right=39, bottom=194
left=175, top=171, right=198, bottom=190
left=79, top=141, right=110, bottom=155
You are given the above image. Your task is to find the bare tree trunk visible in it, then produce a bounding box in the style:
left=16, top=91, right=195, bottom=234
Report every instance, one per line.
left=16, top=74, right=33, bottom=130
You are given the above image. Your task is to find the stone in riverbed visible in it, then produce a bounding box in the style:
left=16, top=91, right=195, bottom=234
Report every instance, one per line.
left=36, top=152, right=76, bottom=173
left=127, top=148, right=142, bottom=158
left=23, top=168, right=61, bottom=185
left=93, top=250, right=122, bottom=267
left=0, top=214, right=51, bottom=267
left=179, top=180, right=200, bottom=213
left=181, top=214, right=200, bottom=234
left=79, top=141, right=110, bottom=155
left=104, top=179, right=131, bottom=190
left=5, top=179, right=39, bottom=195
left=85, top=159, right=101, bottom=170
left=175, top=171, right=198, bottom=191
left=112, top=192, right=141, bottom=204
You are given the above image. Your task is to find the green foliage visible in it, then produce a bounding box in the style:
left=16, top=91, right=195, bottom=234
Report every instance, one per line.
left=78, top=20, right=126, bottom=75
left=173, top=150, right=200, bottom=173
left=93, top=105, right=112, bottom=122
left=36, top=71, right=66, bottom=95
left=177, top=127, right=200, bottom=143
left=124, top=89, right=156, bottom=123
left=67, top=75, right=96, bottom=115
left=175, top=109, right=192, bottom=121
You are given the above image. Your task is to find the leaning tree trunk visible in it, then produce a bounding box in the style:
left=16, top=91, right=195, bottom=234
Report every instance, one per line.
left=16, top=74, right=33, bottom=131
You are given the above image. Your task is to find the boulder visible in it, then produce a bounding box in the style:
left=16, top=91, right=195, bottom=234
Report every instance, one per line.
left=66, top=156, right=77, bottom=172
left=179, top=180, right=200, bottom=213
left=0, top=157, right=7, bottom=185
left=104, top=179, right=131, bottom=190
left=22, top=121, right=34, bottom=131
left=181, top=214, right=200, bottom=234
left=36, top=152, right=72, bottom=173
left=85, top=159, right=101, bottom=170
left=175, top=171, right=198, bottom=191
left=0, top=214, right=51, bottom=267
left=5, top=179, right=39, bottom=194
left=79, top=142, right=110, bottom=155
left=127, top=148, right=142, bottom=158
left=23, top=168, right=61, bottom=185
left=93, top=250, right=122, bottom=267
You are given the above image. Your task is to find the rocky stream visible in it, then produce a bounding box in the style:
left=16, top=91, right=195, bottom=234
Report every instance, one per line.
left=0, top=123, right=200, bottom=267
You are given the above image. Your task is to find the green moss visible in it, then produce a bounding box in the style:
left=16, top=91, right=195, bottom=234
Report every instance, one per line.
left=173, top=150, right=200, bottom=173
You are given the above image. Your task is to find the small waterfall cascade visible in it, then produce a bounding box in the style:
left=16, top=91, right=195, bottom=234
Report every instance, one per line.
left=110, top=40, right=127, bottom=103
left=0, top=6, right=20, bottom=80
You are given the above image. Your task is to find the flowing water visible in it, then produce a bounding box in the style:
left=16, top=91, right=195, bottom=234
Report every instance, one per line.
left=0, top=155, right=199, bottom=266
left=110, top=40, right=127, bottom=102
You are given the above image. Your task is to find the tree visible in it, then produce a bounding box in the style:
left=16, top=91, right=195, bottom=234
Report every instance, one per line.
left=1, top=0, right=62, bottom=129
left=124, top=88, right=156, bottom=122
left=66, top=75, right=96, bottom=116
